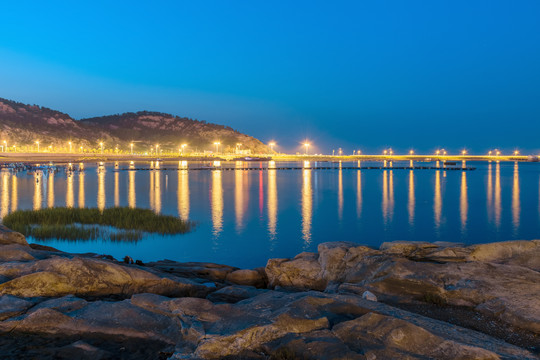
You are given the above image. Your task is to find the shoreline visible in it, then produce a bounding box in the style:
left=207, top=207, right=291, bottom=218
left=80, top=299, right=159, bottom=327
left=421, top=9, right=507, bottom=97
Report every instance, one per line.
left=0, top=151, right=532, bottom=164
left=0, top=225, right=539, bottom=359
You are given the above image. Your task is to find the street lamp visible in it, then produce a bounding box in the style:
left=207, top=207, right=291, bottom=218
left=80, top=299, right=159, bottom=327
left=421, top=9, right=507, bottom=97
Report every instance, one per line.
left=514, top=150, right=520, bottom=156
left=269, top=142, right=276, bottom=152
left=383, top=150, right=387, bottom=155
left=36, top=141, right=40, bottom=152
left=462, top=150, right=467, bottom=155
left=68, top=141, right=72, bottom=153
left=409, top=150, right=414, bottom=155
left=214, top=142, right=220, bottom=153
left=181, top=143, right=187, bottom=155
left=3, top=140, right=6, bottom=152
left=130, top=143, right=134, bottom=155
left=304, top=142, right=310, bottom=155
left=99, top=142, right=104, bottom=154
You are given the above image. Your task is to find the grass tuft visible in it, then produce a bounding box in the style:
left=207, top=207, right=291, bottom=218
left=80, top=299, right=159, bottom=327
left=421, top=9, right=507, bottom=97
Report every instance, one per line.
left=2, top=207, right=193, bottom=241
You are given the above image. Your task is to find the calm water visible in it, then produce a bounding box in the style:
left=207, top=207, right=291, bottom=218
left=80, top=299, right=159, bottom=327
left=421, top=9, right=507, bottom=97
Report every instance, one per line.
left=1, top=161, right=539, bottom=268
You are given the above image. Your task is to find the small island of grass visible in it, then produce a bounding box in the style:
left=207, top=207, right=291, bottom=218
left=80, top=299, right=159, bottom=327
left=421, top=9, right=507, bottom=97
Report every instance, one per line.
left=2, top=207, right=193, bottom=241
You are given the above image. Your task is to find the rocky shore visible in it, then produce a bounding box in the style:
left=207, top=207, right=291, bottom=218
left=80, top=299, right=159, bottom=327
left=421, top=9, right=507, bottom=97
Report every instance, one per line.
left=0, top=225, right=539, bottom=359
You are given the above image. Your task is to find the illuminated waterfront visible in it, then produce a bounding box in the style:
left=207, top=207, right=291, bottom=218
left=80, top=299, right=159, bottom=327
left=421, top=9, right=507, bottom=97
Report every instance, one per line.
left=1, top=160, right=539, bottom=268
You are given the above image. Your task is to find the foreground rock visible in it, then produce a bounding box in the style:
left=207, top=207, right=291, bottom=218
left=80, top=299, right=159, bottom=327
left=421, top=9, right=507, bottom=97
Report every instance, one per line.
left=0, top=228, right=539, bottom=359
left=266, top=240, right=540, bottom=336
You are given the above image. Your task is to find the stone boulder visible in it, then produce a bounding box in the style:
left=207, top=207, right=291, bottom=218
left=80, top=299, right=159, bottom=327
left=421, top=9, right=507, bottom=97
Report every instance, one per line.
left=0, top=244, right=35, bottom=262
left=225, top=269, right=266, bottom=288
left=380, top=240, right=470, bottom=262
left=194, top=314, right=329, bottom=359
left=0, top=225, right=28, bottom=246
left=0, top=256, right=211, bottom=298
left=266, top=252, right=325, bottom=290
left=333, top=312, right=500, bottom=359
left=363, top=257, right=540, bottom=335
left=0, top=299, right=182, bottom=345
left=0, top=295, right=34, bottom=320
left=467, top=240, right=540, bottom=271
left=265, top=242, right=387, bottom=291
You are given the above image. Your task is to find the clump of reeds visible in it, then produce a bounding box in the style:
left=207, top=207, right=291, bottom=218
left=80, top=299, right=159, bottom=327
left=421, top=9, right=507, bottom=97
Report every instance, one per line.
left=2, top=207, right=192, bottom=241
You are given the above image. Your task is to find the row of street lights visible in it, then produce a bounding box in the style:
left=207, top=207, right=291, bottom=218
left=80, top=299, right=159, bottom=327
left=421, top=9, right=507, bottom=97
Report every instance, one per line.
left=0, top=138, right=525, bottom=157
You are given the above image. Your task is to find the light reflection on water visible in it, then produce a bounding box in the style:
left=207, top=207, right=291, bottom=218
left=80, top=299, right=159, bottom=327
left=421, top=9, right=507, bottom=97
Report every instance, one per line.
left=408, top=170, right=414, bottom=226
left=513, top=162, right=520, bottom=235
left=301, top=168, right=312, bottom=248
left=460, top=171, right=468, bottom=234
left=211, top=169, right=223, bottom=238
left=0, top=160, right=539, bottom=268
left=178, top=169, right=189, bottom=220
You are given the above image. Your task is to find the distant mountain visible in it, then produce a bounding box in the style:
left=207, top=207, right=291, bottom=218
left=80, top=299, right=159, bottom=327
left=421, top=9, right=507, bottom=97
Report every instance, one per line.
left=0, top=97, right=268, bottom=153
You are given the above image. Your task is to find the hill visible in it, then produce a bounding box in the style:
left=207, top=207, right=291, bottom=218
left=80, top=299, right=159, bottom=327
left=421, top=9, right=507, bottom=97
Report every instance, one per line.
left=0, top=97, right=268, bottom=154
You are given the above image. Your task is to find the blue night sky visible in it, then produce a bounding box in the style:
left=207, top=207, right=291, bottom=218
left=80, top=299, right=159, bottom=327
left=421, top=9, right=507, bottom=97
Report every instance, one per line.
left=0, top=1, right=539, bottom=154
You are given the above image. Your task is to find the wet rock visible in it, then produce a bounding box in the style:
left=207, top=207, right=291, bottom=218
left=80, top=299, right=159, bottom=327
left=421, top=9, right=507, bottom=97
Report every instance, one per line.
left=226, top=269, right=266, bottom=287
left=0, top=225, right=27, bottom=246
left=207, top=285, right=268, bottom=303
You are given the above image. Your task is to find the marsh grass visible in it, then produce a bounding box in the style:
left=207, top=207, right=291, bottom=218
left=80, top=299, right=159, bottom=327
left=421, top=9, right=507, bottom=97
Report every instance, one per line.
left=2, top=207, right=192, bottom=241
